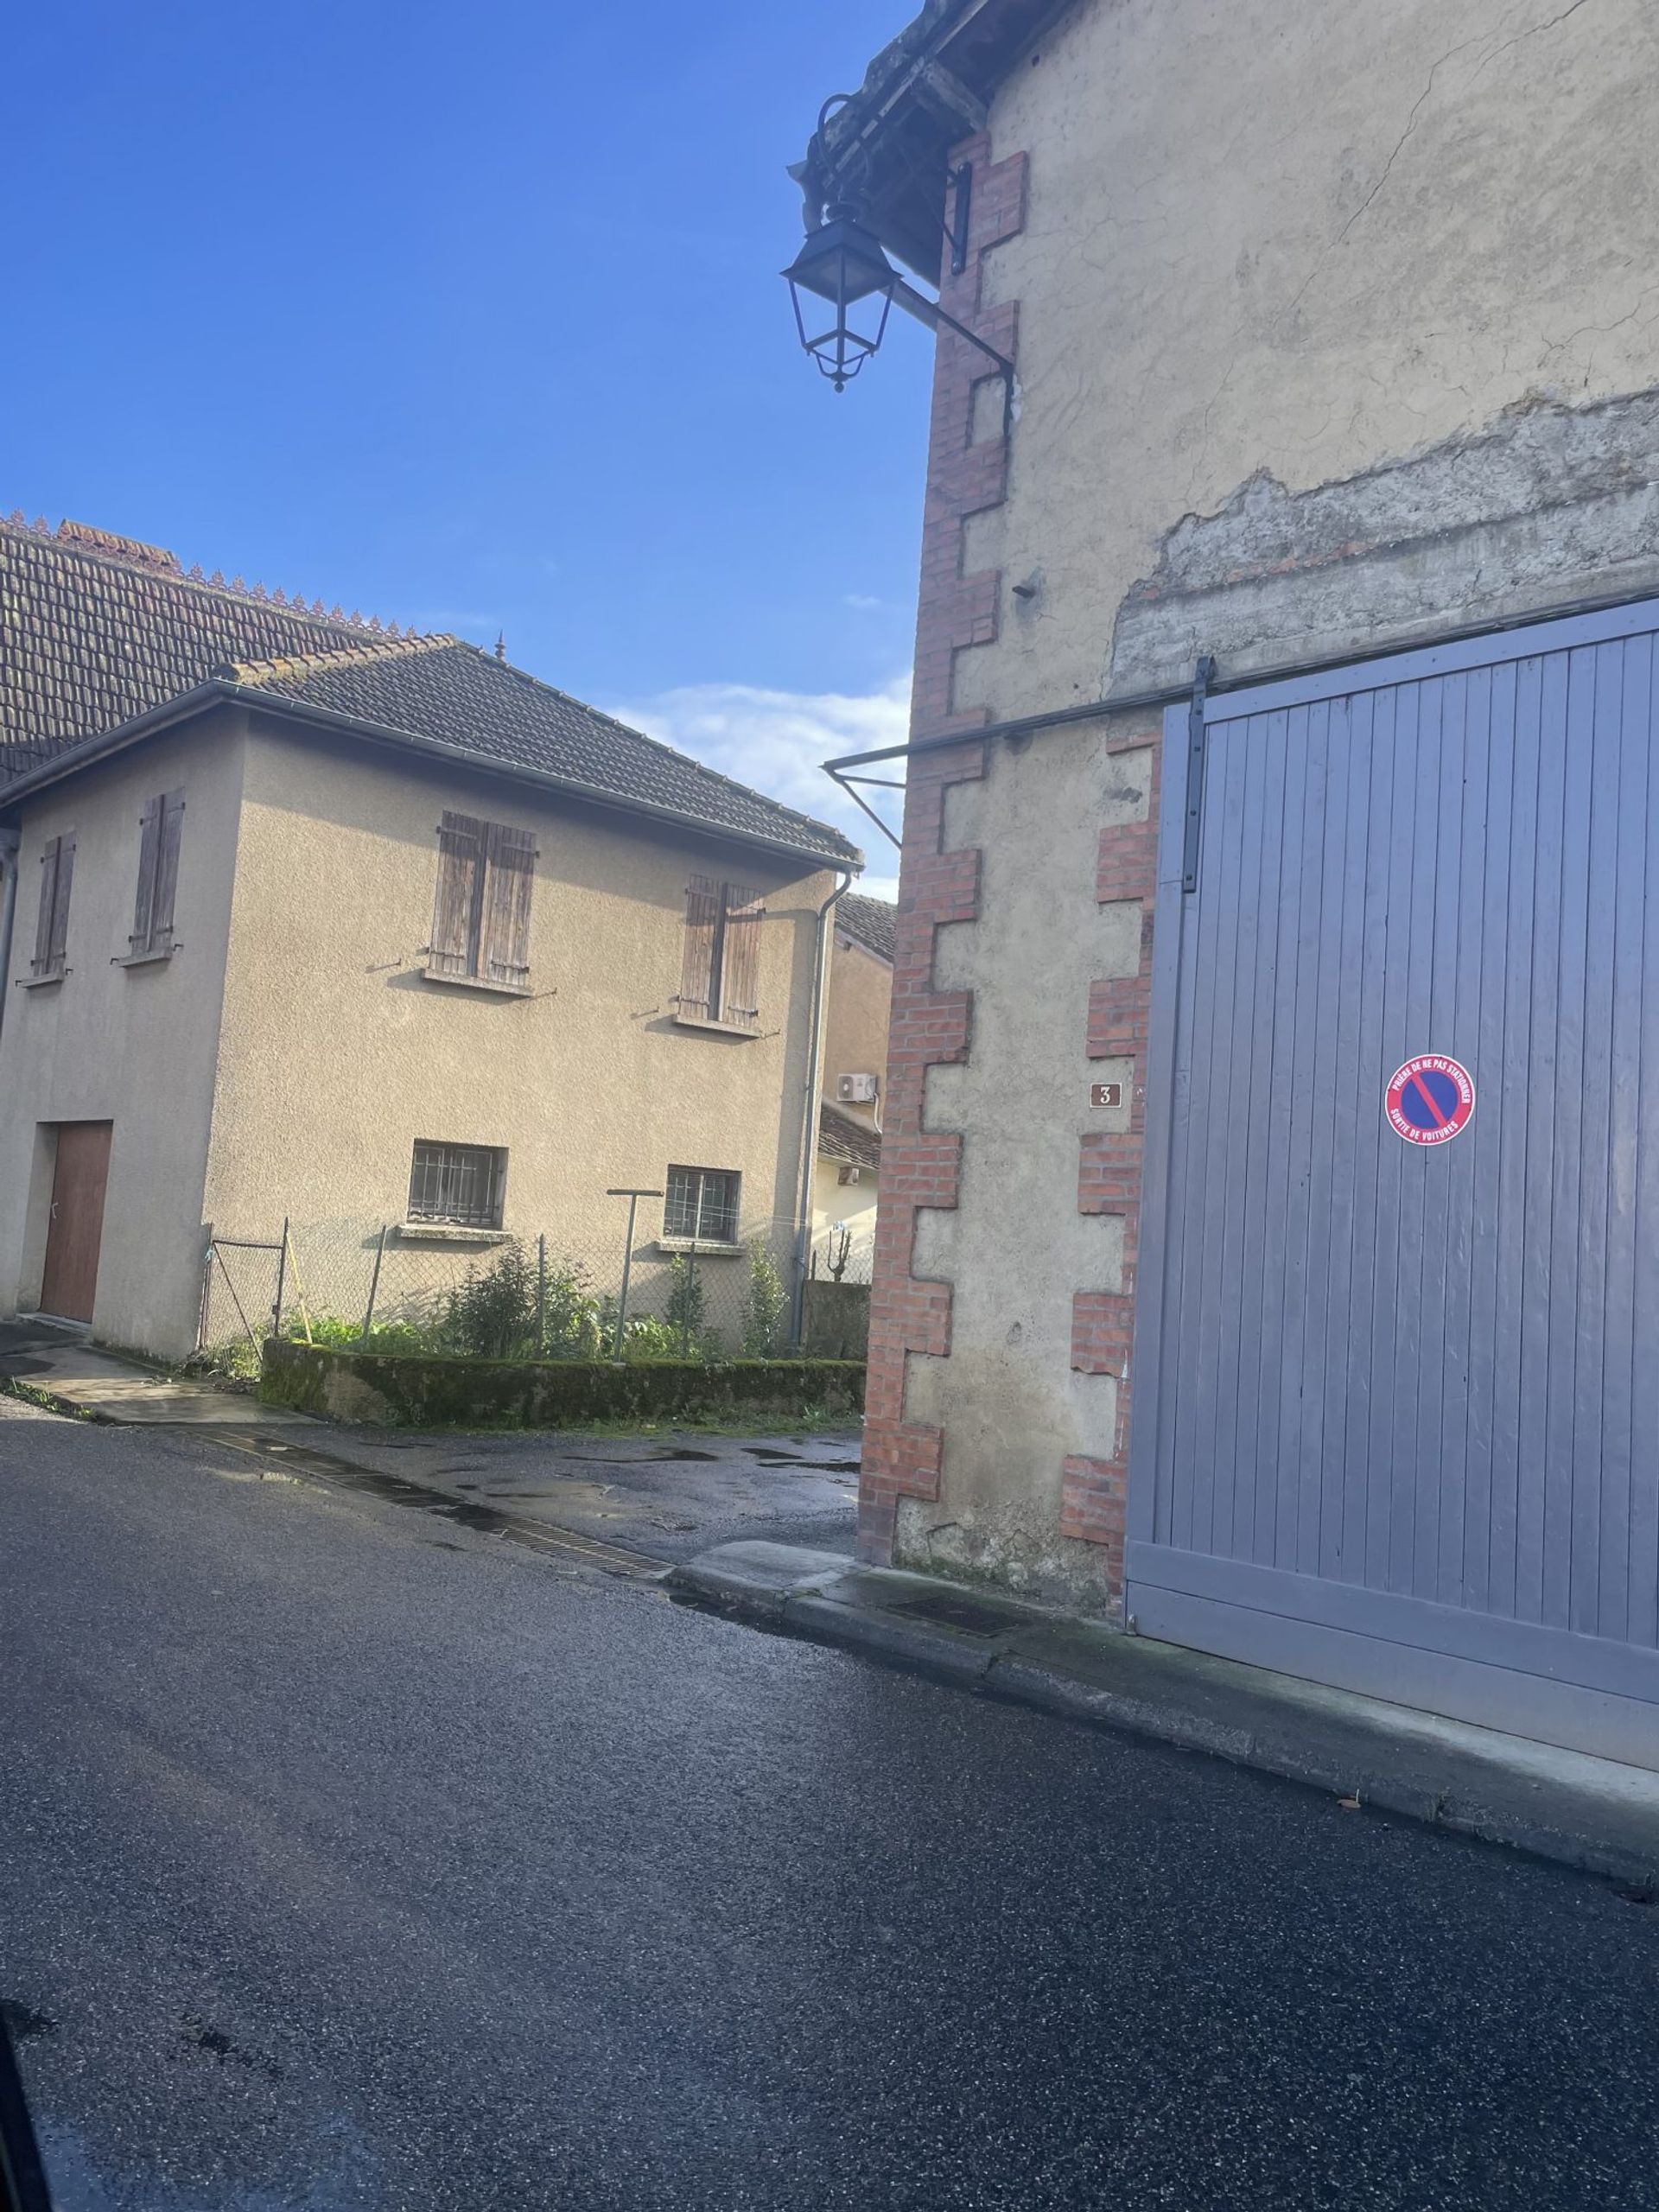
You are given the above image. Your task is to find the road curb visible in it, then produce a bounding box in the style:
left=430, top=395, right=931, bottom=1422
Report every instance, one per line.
left=669, top=1542, right=1659, bottom=1892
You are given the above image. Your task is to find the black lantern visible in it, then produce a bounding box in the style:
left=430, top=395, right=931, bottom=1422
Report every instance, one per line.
left=782, top=203, right=899, bottom=391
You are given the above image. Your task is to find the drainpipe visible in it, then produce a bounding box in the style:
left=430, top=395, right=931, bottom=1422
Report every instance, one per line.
left=791, top=869, right=852, bottom=1344
left=0, top=829, right=19, bottom=1045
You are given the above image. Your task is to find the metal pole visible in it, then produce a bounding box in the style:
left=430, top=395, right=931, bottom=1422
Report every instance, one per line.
left=682, top=1240, right=697, bottom=1357
left=606, top=1187, right=664, bottom=1362
left=359, top=1224, right=388, bottom=1348
left=614, top=1195, right=639, bottom=1359
left=537, top=1233, right=547, bottom=1357
left=272, top=1214, right=289, bottom=1338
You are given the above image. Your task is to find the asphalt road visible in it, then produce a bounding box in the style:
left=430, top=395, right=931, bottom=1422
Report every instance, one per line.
left=2, top=1400, right=1656, bottom=2212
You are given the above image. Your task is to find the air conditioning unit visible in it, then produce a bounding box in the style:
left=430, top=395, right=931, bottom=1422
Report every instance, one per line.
left=836, top=1072, right=879, bottom=1103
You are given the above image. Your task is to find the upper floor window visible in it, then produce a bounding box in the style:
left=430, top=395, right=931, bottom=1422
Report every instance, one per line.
left=675, top=875, right=765, bottom=1032
left=29, top=830, right=76, bottom=980
left=129, top=790, right=185, bottom=958
left=664, top=1164, right=741, bottom=1244
left=427, top=811, right=537, bottom=990
left=407, top=1139, right=506, bottom=1229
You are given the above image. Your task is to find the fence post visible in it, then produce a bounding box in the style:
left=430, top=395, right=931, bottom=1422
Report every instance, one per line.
left=272, top=1215, right=289, bottom=1338
left=285, top=1224, right=315, bottom=1345
left=613, top=1192, right=640, bottom=1359
left=537, top=1233, right=547, bottom=1357
left=359, top=1224, right=389, bottom=1348
left=681, top=1239, right=699, bottom=1357
left=197, top=1224, right=214, bottom=1352
left=605, top=1186, right=664, bottom=1363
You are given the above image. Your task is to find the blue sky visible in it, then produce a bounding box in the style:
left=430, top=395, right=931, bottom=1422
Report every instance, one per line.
left=8, top=2, right=928, bottom=884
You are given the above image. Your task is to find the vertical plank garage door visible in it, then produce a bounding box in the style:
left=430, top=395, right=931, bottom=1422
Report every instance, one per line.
left=1128, top=601, right=1659, bottom=1767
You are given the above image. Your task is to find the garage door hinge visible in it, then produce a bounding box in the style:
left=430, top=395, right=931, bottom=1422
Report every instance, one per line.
left=1182, top=654, right=1217, bottom=894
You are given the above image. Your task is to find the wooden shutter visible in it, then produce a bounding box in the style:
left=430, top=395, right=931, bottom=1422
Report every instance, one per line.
left=480, top=822, right=536, bottom=987
left=32, top=837, right=61, bottom=976
left=130, top=798, right=162, bottom=953
left=677, top=874, right=720, bottom=1020
left=718, top=883, right=765, bottom=1030
left=45, top=833, right=74, bottom=976
left=151, top=791, right=185, bottom=949
left=429, top=811, right=484, bottom=977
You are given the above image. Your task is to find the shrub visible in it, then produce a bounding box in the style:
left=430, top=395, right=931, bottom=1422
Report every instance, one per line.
left=442, top=1240, right=538, bottom=1360
left=741, top=1239, right=789, bottom=1358
left=664, top=1253, right=708, bottom=1354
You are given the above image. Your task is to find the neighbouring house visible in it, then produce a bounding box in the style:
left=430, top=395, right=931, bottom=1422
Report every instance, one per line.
left=791, top=0, right=1659, bottom=1767
left=0, top=514, right=861, bottom=1359
left=812, top=889, right=893, bottom=1283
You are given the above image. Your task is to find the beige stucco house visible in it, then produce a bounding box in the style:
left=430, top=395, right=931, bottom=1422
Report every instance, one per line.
left=811, top=891, right=892, bottom=1283
left=0, top=516, right=860, bottom=1359
left=791, top=0, right=1659, bottom=1765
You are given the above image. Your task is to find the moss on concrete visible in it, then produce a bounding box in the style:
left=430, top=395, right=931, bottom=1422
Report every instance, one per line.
left=260, top=1338, right=864, bottom=1430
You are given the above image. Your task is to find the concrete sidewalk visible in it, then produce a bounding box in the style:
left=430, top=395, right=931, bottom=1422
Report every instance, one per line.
left=0, top=1321, right=316, bottom=1427
left=669, top=1540, right=1659, bottom=1891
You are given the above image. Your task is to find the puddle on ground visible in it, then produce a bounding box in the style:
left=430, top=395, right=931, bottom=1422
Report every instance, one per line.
left=745, top=1446, right=862, bottom=1473
left=648, top=1446, right=720, bottom=1462
left=190, top=1429, right=661, bottom=1576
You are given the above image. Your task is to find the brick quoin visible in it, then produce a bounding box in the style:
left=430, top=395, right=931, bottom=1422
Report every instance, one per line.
left=859, top=134, right=1027, bottom=1566
left=1068, top=734, right=1163, bottom=1596
left=1060, top=1455, right=1126, bottom=1571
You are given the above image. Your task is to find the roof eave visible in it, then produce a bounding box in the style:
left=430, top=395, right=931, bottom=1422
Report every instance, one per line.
left=797, top=0, right=1078, bottom=279
left=0, top=681, right=861, bottom=874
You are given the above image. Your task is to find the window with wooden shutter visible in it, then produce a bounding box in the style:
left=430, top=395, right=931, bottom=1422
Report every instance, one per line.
left=716, top=884, right=764, bottom=1029
left=130, top=791, right=185, bottom=957
left=30, top=832, right=74, bottom=979
left=426, top=811, right=536, bottom=988
left=479, top=822, right=535, bottom=987
left=674, top=877, right=766, bottom=1032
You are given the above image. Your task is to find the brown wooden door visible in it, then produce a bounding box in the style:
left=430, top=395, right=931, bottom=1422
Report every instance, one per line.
left=40, top=1122, right=112, bottom=1324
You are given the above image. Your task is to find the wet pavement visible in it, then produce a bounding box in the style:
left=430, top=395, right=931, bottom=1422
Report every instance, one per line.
left=307, top=1423, right=861, bottom=1562
left=0, top=1315, right=861, bottom=1565
left=3, top=1398, right=1658, bottom=2211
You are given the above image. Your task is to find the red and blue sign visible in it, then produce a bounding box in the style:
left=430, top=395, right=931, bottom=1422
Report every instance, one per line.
left=1386, top=1054, right=1475, bottom=1147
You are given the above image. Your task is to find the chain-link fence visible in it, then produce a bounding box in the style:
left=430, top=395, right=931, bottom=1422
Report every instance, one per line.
left=808, top=1222, right=875, bottom=1287
left=200, top=1208, right=807, bottom=1367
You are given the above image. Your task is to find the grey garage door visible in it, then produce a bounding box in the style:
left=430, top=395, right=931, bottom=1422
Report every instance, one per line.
left=1128, top=598, right=1659, bottom=1768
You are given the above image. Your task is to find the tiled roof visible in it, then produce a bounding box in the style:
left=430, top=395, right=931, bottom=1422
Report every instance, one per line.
left=836, top=890, right=897, bottom=963
left=0, top=512, right=396, bottom=776
left=818, top=1101, right=882, bottom=1173
left=227, top=637, right=861, bottom=867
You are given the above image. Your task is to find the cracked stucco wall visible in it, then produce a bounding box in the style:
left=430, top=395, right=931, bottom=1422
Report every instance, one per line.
left=897, top=0, right=1659, bottom=1597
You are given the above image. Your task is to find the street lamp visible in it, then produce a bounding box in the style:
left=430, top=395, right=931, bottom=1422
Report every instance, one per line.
left=782, top=186, right=1017, bottom=423
left=782, top=203, right=898, bottom=391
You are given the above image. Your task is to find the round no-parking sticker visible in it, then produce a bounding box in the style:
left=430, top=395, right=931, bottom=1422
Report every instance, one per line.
left=1386, top=1054, right=1475, bottom=1147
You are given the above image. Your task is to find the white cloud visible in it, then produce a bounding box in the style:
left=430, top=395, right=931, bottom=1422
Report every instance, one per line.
left=842, top=593, right=885, bottom=611
left=608, top=673, right=909, bottom=887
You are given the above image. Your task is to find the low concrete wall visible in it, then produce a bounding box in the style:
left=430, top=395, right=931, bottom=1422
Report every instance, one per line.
left=261, top=1338, right=865, bottom=1429
left=802, top=1280, right=870, bottom=1360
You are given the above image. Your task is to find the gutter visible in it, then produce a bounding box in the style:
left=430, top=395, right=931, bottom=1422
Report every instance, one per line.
left=0, top=827, right=18, bottom=1042
left=791, top=871, right=854, bottom=1344
left=0, top=682, right=863, bottom=880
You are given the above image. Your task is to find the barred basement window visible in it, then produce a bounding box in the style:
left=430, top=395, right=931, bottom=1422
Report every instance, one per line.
left=664, top=1165, right=741, bottom=1243
left=407, top=1141, right=506, bottom=1229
